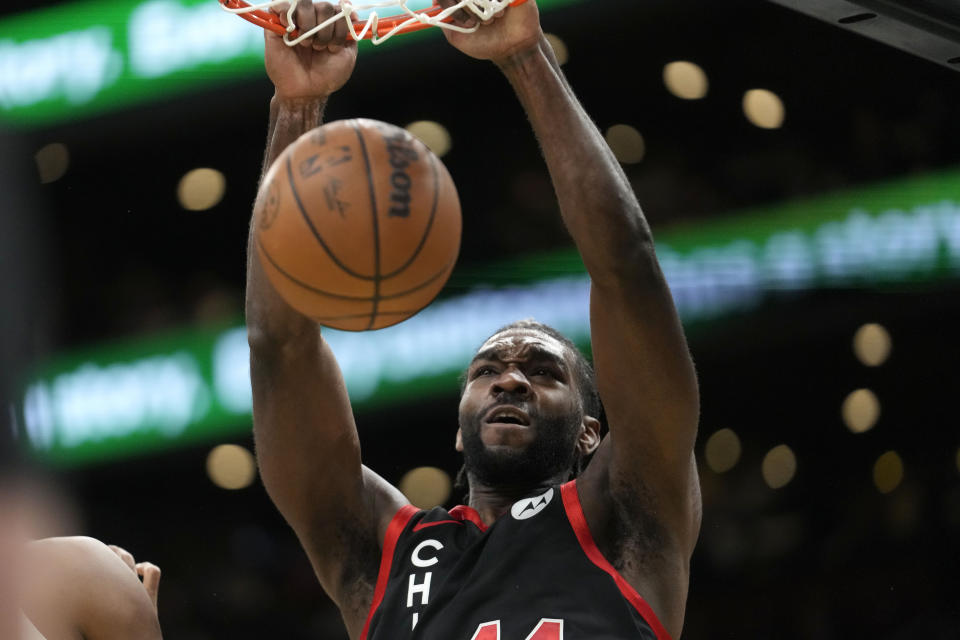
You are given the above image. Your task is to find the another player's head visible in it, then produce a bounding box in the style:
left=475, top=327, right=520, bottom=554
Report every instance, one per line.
left=457, top=320, right=603, bottom=489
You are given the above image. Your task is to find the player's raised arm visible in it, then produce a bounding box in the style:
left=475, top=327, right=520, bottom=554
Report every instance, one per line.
left=441, top=2, right=700, bottom=635
left=245, top=2, right=406, bottom=629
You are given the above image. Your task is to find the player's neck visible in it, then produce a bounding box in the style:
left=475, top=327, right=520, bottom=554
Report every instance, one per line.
left=466, top=474, right=564, bottom=525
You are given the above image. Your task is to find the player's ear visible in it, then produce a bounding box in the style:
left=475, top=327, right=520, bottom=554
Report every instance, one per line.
left=455, top=428, right=464, bottom=452
left=577, top=416, right=601, bottom=456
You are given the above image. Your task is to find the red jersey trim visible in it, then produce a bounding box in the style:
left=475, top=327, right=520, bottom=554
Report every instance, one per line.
left=359, top=504, right=419, bottom=640
left=448, top=504, right=488, bottom=531
left=412, top=519, right=463, bottom=532
left=560, top=481, right=673, bottom=640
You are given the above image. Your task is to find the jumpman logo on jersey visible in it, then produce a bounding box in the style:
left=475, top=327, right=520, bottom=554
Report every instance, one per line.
left=510, top=488, right=554, bottom=521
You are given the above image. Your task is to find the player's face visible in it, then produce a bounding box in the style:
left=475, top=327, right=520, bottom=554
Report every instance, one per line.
left=457, top=329, right=584, bottom=486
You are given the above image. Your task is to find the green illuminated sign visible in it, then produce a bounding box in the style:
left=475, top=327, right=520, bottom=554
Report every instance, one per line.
left=21, top=168, right=960, bottom=465
left=0, top=0, right=583, bottom=127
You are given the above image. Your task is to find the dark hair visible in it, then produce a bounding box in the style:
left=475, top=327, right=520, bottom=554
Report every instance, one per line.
left=455, top=320, right=606, bottom=492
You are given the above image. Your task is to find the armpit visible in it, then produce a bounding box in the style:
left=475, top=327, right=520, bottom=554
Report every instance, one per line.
left=608, top=477, right=669, bottom=574
left=333, top=517, right=381, bottom=626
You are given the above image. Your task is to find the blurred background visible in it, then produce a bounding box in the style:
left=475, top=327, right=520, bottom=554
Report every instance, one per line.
left=2, top=0, right=960, bottom=637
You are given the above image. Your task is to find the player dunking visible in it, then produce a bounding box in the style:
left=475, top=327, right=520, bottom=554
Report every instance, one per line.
left=246, top=2, right=701, bottom=638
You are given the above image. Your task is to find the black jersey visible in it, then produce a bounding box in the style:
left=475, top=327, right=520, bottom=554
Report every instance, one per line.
left=360, top=480, right=670, bottom=640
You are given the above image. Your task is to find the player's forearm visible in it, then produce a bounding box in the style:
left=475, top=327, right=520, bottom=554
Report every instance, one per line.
left=246, top=96, right=327, bottom=346
left=261, top=95, right=326, bottom=182
left=245, top=95, right=367, bottom=531
left=499, top=37, right=655, bottom=285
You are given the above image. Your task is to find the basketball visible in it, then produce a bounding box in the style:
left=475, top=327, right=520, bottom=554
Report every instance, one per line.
left=254, top=118, right=462, bottom=331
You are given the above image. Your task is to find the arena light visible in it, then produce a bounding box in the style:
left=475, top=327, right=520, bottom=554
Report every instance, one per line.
left=544, top=33, right=569, bottom=65
left=399, top=466, right=452, bottom=509
left=663, top=61, right=708, bottom=100
left=873, top=450, right=903, bottom=494
left=743, top=89, right=785, bottom=129
left=177, top=167, right=226, bottom=211
left=405, top=121, right=452, bottom=158
left=853, top=323, right=892, bottom=367
left=34, top=143, right=70, bottom=184
left=704, top=428, right=741, bottom=473
left=605, top=124, right=645, bottom=164
left=206, top=443, right=257, bottom=490
left=841, top=389, right=880, bottom=434
left=761, top=444, right=797, bottom=489
left=21, top=168, right=960, bottom=465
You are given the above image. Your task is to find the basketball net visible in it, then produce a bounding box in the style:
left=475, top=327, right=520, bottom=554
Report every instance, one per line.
left=220, top=0, right=527, bottom=46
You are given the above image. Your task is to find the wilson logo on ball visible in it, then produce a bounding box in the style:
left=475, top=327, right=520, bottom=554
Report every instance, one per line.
left=385, top=131, right=419, bottom=218
left=255, top=118, right=461, bottom=332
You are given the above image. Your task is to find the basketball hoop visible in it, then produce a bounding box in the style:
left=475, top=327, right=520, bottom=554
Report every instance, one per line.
left=220, top=0, right=529, bottom=46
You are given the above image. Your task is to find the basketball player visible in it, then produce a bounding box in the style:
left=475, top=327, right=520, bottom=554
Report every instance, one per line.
left=21, top=537, right=162, bottom=639
left=0, top=455, right=162, bottom=640
left=0, top=413, right=161, bottom=639
left=247, top=2, right=700, bottom=638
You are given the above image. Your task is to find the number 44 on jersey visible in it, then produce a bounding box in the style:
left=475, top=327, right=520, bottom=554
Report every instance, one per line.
left=471, top=619, right=563, bottom=639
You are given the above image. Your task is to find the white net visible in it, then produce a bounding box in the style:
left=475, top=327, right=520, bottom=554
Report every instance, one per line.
left=221, top=0, right=518, bottom=46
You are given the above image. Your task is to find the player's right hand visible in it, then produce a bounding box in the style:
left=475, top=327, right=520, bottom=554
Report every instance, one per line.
left=265, top=1, right=358, bottom=101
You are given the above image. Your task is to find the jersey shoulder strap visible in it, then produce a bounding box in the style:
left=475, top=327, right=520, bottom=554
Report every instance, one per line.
left=560, top=481, right=672, bottom=640
left=359, top=504, right=418, bottom=640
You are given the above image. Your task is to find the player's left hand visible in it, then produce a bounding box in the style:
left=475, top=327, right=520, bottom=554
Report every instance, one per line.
left=438, top=0, right=542, bottom=66
left=108, top=544, right=161, bottom=612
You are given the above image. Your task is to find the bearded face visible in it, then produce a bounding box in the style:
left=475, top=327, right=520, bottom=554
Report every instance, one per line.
left=458, top=392, right=583, bottom=486
left=457, top=329, right=586, bottom=487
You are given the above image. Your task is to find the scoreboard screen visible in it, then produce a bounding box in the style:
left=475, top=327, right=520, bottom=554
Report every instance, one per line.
left=0, top=0, right=582, bottom=127
left=22, top=167, right=960, bottom=466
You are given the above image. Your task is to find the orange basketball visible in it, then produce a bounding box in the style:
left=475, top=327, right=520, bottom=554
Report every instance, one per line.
left=254, top=118, right=462, bottom=331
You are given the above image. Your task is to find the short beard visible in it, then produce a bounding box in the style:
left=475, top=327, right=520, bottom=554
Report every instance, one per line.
left=459, top=407, right=582, bottom=487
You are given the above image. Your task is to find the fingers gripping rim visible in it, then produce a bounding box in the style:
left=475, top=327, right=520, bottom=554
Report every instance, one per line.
left=220, top=0, right=529, bottom=46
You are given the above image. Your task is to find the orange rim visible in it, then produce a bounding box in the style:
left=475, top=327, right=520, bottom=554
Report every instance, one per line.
left=220, top=0, right=529, bottom=41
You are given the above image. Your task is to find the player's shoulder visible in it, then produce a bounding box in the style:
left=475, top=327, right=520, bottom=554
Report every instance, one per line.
left=28, top=536, right=97, bottom=576
left=29, top=537, right=131, bottom=599
left=29, top=536, right=127, bottom=579
left=30, top=535, right=110, bottom=558
left=27, top=537, right=161, bottom=639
